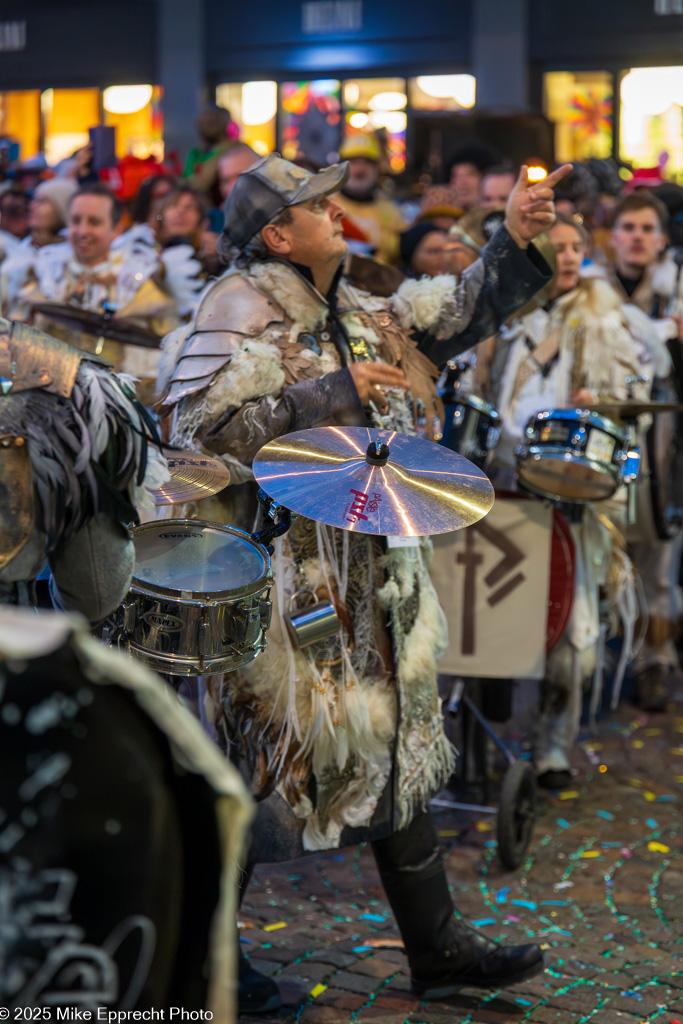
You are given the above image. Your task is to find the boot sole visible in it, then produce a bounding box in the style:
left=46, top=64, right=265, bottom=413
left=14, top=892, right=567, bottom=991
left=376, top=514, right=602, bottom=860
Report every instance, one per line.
left=412, top=950, right=547, bottom=999
left=238, top=993, right=283, bottom=1015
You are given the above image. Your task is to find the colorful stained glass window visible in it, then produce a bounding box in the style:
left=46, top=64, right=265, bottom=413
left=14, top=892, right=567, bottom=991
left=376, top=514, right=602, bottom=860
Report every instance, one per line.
left=544, top=72, right=613, bottom=164
left=280, top=80, right=342, bottom=167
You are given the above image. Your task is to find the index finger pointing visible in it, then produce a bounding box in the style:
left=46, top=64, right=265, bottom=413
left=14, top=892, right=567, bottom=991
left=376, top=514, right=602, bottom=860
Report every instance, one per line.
left=545, top=163, right=573, bottom=189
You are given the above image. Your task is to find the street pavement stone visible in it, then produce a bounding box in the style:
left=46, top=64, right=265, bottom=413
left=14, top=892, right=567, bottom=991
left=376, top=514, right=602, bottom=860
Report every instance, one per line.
left=238, top=685, right=683, bottom=1022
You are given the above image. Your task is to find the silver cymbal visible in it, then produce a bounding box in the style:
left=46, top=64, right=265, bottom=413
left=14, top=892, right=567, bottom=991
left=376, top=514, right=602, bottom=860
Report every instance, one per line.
left=253, top=426, right=494, bottom=536
left=150, top=448, right=231, bottom=505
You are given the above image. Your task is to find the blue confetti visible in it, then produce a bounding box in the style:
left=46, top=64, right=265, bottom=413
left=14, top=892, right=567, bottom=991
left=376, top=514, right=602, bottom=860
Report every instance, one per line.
left=359, top=913, right=385, bottom=922
left=596, top=810, right=614, bottom=821
left=601, top=841, right=623, bottom=848
left=557, top=818, right=570, bottom=829
left=646, top=818, right=658, bottom=828
left=540, top=900, right=568, bottom=906
left=496, top=887, right=511, bottom=904
left=484, top=840, right=497, bottom=848
left=238, top=937, right=252, bottom=944
left=473, top=918, right=497, bottom=927
left=515, top=998, right=533, bottom=1006
left=512, top=899, right=538, bottom=910
left=353, top=946, right=372, bottom=953
left=657, top=795, right=676, bottom=802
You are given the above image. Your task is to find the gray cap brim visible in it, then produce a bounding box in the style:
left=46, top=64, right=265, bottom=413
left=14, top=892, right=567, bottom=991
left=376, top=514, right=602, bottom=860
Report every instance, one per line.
left=287, top=161, right=350, bottom=206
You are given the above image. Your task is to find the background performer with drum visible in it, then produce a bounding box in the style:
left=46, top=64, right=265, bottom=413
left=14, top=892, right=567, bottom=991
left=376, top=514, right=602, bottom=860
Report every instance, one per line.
left=158, top=153, right=570, bottom=1013
left=475, top=212, right=658, bottom=790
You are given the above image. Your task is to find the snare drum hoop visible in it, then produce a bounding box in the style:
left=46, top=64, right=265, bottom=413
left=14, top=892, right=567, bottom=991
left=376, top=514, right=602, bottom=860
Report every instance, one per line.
left=130, top=519, right=272, bottom=604
left=532, top=407, right=625, bottom=442
left=518, top=447, right=622, bottom=502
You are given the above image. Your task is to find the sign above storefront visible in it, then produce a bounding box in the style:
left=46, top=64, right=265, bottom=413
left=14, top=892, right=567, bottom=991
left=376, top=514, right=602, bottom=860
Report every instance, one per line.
left=0, top=21, right=26, bottom=52
left=302, top=2, right=362, bottom=33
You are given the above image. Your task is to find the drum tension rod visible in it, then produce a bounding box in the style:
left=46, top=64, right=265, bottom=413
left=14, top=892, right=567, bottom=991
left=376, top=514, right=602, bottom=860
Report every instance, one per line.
left=252, top=488, right=297, bottom=553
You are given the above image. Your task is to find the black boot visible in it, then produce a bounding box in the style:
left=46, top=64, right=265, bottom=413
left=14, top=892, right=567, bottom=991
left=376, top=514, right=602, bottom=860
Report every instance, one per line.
left=238, top=947, right=282, bottom=1015
left=372, top=811, right=546, bottom=999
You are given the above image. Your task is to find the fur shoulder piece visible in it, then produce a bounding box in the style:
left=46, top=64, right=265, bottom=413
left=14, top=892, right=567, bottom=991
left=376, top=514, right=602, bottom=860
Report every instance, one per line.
left=651, top=255, right=679, bottom=299
left=0, top=359, right=166, bottom=553
left=247, top=260, right=328, bottom=331
left=390, top=274, right=458, bottom=334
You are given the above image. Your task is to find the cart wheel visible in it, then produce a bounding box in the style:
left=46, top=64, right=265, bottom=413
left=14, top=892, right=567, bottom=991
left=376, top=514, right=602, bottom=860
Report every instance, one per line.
left=497, top=761, right=537, bottom=870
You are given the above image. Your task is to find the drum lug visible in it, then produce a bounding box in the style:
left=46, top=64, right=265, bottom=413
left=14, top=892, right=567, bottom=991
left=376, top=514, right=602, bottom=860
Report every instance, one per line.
left=122, top=597, right=136, bottom=634
left=198, top=617, right=212, bottom=657
left=259, top=597, right=272, bottom=631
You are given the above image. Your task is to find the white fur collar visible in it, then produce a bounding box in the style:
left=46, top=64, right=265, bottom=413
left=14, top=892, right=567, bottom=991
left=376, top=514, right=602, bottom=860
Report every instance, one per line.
left=247, top=260, right=328, bottom=331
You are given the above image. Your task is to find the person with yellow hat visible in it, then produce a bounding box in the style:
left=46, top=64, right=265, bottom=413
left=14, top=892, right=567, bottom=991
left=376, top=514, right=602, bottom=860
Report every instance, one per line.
left=337, top=133, right=406, bottom=265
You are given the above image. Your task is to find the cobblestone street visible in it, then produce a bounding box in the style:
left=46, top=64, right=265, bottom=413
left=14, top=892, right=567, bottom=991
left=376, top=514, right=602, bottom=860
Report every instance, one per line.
left=238, top=682, right=683, bottom=1024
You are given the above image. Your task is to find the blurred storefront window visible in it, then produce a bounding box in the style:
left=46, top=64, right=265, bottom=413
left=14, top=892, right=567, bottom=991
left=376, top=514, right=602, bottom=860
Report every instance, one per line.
left=343, top=78, right=406, bottom=172
left=41, top=88, right=100, bottom=165
left=0, top=90, right=40, bottom=160
left=619, top=66, right=683, bottom=179
left=215, top=82, right=276, bottom=156
left=409, top=75, right=476, bottom=112
left=103, top=85, right=164, bottom=161
left=543, top=71, right=613, bottom=165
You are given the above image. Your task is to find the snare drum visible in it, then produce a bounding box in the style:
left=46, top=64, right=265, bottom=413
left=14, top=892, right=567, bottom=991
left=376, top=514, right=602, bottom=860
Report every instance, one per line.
left=110, top=519, right=273, bottom=676
left=516, top=408, right=628, bottom=503
left=440, top=394, right=500, bottom=469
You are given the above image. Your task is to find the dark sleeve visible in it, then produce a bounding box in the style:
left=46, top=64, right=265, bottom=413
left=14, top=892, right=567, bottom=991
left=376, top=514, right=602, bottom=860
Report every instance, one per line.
left=416, top=226, right=552, bottom=369
left=203, top=367, right=364, bottom=466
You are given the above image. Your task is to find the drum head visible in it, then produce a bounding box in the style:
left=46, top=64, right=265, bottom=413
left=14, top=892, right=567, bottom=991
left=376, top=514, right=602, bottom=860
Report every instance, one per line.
left=132, top=520, right=269, bottom=598
left=519, top=456, right=617, bottom=502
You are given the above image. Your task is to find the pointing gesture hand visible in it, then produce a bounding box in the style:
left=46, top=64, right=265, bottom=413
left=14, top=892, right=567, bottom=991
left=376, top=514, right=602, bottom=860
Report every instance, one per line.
left=504, top=163, right=573, bottom=249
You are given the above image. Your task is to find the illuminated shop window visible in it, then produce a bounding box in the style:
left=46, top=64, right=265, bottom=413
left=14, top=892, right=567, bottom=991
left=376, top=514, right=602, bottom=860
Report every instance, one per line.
left=619, top=67, right=683, bottom=179
left=280, top=80, right=341, bottom=166
left=408, top=75, right=476, bottom=112
left=215, top=82, right=277, bottom=157
left=42, top=88, right=100, bottom=166
left=103, top=85, right=164, bottom=161
left=0, top=91, right=40, bottom=160
left=343, top=78, right=406, bottom=173
left=543, top=72, right=613, bottom=164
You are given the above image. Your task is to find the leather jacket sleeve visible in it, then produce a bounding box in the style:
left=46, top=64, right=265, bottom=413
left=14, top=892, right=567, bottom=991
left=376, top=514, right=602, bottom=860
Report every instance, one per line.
left=202, top=367, right=364, bottom=467
left=416, top=226, right=552, bottom=368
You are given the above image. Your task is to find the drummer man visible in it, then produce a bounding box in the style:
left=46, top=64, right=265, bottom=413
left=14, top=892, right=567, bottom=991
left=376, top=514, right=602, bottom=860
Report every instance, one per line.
left=158, top=154, right=570, bottom=1013
left=1, top=183, right=202, bottom=405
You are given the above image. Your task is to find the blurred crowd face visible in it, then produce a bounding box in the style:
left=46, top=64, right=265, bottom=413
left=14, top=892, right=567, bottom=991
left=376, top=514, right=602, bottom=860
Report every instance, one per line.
left=218, top=149, right=258, bottom=201
left=0, top=192, right=29, bottom=239
left=344, top=158, right=379, bottom=200
left=28, top=193, right=60, bottom=235
left=549, top=221, right=584, bottom=298
left=611, top=207, right=666, bottom=275
left=480, top=171, right=515, bottom=210
left=159, top=192, right=204, bottom=242
left=68, top=193, right=117, bottom=267
left=147, top=178, right=174, bottom=227
left=411, top=230, right=448, bottom=277
left=449, top=162, right=482, bottom=211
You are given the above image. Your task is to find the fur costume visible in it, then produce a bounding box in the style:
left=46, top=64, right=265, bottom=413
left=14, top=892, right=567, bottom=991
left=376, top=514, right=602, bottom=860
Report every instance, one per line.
left=159, top=232, right=551, bottom=854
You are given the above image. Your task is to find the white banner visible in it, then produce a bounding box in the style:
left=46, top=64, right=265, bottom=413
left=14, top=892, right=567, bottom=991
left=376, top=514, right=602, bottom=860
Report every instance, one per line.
left=431, top=497, right=553, bottom=679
